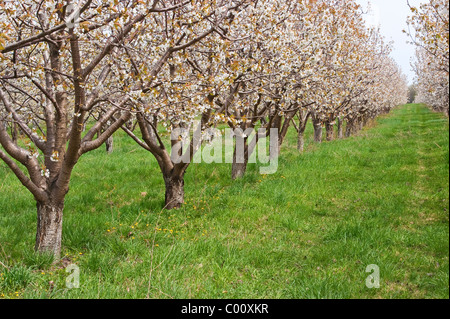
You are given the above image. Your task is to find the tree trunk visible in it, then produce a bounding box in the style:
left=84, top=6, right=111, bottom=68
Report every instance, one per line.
left=231, top=134, right=250, bottom=179
left=313, top=123, right=322, bottom=143
left=353, top=119, right=360, bottom=134
left=231, top=146, right=249, bottom=179
left=325, top=122, right=334, bottom=141
left=105, top=136, right=114, bottom=154
left=363, top=116, right=369, bottom=127
left=99, top=112, right=114, bottom=154
left=352, top=118, right=360, bottom=133
left=11, top=122, right=17, bottom=143
left=164, top=175, right=185, bottom=210
left=231, top=160, right=248, bottom=180
left=345, top=120, right=353, bottom=138
left=297, top=130, right=305, bottom=152
left=337, top=118, right=343, bottom=139
left=35, top=201, right=64, bottom=258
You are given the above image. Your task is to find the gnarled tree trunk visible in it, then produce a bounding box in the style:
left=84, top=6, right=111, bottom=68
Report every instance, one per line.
left=325, top=122, right=334, bottom=141
left=35, top=201, right=64, bottom=258
left=313, top=123, right=322, bottom=143
left=164, top=174, right=185, bottom=209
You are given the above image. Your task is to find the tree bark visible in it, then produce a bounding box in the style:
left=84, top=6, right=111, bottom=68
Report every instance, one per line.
left=363, top=115, right=369, bottom=127
left=99, top=117, right=114, bottom=154
left=11, top=122, right=17, bottom=143
left=325, top=122, right=334, bottom=141
left=231, top=160, right=248, bottom=180
left=337, top=117, right=343, bottom=139
left=105, top=136, right=114, bottom=154
left=230, top=128, right=253, bottom=180
left=345, top=120, right=353, bottom=138
left=164, top=174, right=185, bottom=209
left=231, top=139, right=249, bottom=179
left=297, top=110, right=310, bottom=152
left=35, top=201, right=64, bottom=258
left=358, top=118, right=364, bottom=131
left=353, top=119, right=360, bottom=134
left=297, top=130, right=305, bottom=152
left=313, top=123, right=322, bottom=143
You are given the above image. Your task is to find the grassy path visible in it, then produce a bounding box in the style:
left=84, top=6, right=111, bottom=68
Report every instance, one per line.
left=0, top=104, right=448, bottom=299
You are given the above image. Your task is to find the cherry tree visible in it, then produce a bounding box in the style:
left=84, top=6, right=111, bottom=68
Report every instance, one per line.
left=307, top=2, right=408, bottom=141
left=116, top=0, right=258, bottom=208
left=406, top=0, right=449, bottom=115
left=207, top=0, right=317, bottom=179
left=0, top=0, right=213, bottom=256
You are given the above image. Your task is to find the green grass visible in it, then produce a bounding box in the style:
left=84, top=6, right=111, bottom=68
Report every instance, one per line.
left=0, top=104, right=448, bottom=299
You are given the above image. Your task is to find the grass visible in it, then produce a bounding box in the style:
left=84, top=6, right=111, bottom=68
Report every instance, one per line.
left=0, top=104, right=448, bottom=299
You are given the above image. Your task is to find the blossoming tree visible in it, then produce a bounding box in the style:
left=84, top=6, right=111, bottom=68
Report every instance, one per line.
left=0, top=0, right=218, bottom=256
left=406, top=0, right=449, bottom=115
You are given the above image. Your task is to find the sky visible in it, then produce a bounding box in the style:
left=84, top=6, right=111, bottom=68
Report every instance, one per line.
left=355, top=0, right=425, bottom=85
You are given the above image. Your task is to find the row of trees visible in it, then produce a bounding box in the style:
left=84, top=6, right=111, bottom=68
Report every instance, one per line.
left=0, top=0, right=407, bottom=257
left=406, top=0, right=449, bottom=115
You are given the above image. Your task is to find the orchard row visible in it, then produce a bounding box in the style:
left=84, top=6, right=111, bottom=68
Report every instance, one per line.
left=0, top=0, right=407, bottom=256
left=407, top=0, right=449, bottom=115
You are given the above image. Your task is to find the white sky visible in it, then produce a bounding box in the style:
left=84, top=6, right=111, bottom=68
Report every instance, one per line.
left=355, top=0, right=425, bottom=84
